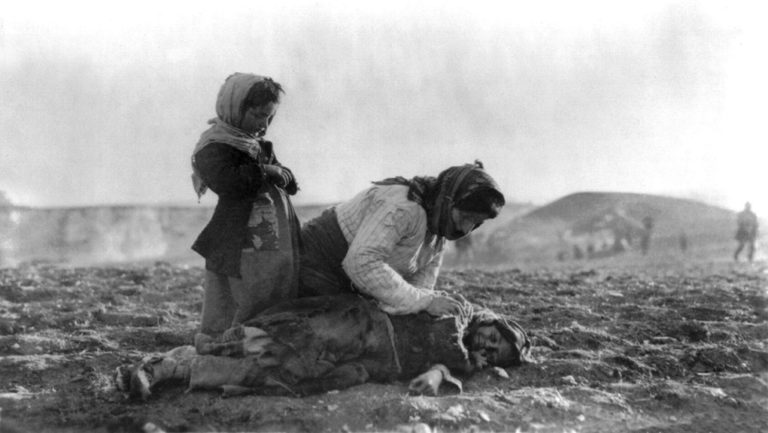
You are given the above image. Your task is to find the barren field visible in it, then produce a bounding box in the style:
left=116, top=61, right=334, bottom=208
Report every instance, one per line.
left=1, top=257, right=767, bottom=433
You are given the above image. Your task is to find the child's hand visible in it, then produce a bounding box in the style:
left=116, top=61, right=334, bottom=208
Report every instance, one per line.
left=470, top=351, right=488, bottom=369
left=263, top=165, right=287, bottom=188
left=408, top=368, right=443, bottom=396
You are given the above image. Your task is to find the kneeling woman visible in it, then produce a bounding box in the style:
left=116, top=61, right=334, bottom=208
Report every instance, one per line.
left=116, top=294, right=531, bottom=399
left=300, top=160, right=505, bottom=316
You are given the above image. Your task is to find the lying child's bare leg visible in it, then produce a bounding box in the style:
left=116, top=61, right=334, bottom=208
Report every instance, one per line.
left=116, top=326, right=278, bottom=400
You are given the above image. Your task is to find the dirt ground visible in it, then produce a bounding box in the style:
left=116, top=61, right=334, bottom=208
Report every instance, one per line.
left=1, top=255, right=767, bottom=433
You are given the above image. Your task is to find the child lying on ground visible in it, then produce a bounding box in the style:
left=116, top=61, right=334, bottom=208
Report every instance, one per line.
left=116, top=294, right=531, bottom=399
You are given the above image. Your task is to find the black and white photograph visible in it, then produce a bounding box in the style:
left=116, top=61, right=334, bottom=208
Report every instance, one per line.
left=1, top=1, right=767, bottom=432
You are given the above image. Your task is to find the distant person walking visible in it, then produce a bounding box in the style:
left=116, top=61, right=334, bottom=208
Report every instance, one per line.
left=679, top=231, right=688, bottom=254
left=734, top=202, right=758, bottom=262
left=639, top=216, right=654, bottom=255
left=190, top=73, right=301, bottom=337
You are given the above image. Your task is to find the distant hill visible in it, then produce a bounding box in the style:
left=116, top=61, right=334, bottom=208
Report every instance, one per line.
left=471, top=192, right=748, bottom=265
left=0, top=195, right=754, bottom=268
left=521, top=191, right=734, bottom=236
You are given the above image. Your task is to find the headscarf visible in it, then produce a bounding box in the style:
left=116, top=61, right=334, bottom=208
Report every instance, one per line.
left=463, top=308, right=533, bottom=368
left=190, top=73, right=269, bottom=199
left=373, top=160, right=505, bottom=238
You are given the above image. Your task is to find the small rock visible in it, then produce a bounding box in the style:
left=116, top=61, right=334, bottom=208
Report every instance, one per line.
left=327, top=404, right=338, bottom=411
left=650, top=336, right=678, bottom=345
left=446, top=404, right=465, bottom=418
left=142, top=423, right=166, bottom=433
left=398, top=423, right=431, bottom=433
left=478, top=410, right=490, bottom=422
left=577, top=414, right=586, bottom=422
left=492, top=367, right=509, bottom=379
left=560, top=375, right=578, bottom=386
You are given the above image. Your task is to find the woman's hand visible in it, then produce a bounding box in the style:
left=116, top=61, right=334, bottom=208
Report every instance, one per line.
left=408, top=368, right=444, bottom=396
left=425, top=295, right=463, bottom=317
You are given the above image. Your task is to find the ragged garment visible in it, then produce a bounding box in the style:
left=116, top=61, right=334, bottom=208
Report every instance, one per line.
left=182, top=294, right=530, bottom=396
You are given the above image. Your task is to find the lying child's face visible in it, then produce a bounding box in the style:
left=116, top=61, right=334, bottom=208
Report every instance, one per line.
left=469, top=324, right=513, bottom=367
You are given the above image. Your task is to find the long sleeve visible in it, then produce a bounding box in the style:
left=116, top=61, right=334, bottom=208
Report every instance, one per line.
left=406, top=242, right=444, bottom=289
left=272, top=162, right=299, bottom=196
left=194, top=143, right=267, bottom=198
left=341, top=204, right=438, bottom=315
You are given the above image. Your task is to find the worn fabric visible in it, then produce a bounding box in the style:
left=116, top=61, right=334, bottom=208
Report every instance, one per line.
left=191, top=73, right=300, bottom=278
left=199, top=270, right=237, bottom=336
left=300, top=161, right=503, bottom=314
left=179, top=295, right=530, bottom=395
left=191, top=73, right=301, bottom=336
left=191, top=295, right=400, bottom=393
left=298, top=207, right=353, bottom=297
left=192, top=142, right=300, bottom=276
left=199, top=247, right=299, bottom=336
left=333, top=184, right=445, bottom=314
left=374, top=161, right=505, bottom=238
left=463, top=307, right=533, bottom=367
left=191, top=73, right=268, bottom=199
left=389, top=310, right=473, bottom=379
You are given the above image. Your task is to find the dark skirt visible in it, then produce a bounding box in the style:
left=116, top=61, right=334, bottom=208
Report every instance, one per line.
left=299, top=207, right=354, bottom=297
left=199, top=186, right=301, bottom=336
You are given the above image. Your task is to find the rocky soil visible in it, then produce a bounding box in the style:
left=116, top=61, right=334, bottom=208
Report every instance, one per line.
left=1, top=257, right=767, bottom=432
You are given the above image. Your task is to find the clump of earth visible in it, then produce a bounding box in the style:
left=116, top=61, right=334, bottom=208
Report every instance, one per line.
left=1, top=258, right=767, bottom=432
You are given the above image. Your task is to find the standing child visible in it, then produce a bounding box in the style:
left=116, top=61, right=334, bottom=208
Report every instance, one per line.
left=190, top=73, right=301, bottom=337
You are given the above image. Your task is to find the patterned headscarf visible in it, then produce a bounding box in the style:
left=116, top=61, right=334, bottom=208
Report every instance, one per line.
left=464, top=307, right=533, bottom=368
left=374, top=160, right=505, bottom=238
left=190, top=73, right=269, bottom=199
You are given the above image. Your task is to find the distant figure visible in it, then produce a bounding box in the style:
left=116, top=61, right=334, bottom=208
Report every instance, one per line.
left=454, top=233, right=475, bottom=264
left=611, top=235, right=626, bottom=254
left=639, top=216, right=654, bottom=255
left=679, top=231, right=688, bottom=254
left=573, top=244, right=584, bottom=260
left=586, top=243, right=595, bottom=259
left=734, top=202, right=758, bottom=262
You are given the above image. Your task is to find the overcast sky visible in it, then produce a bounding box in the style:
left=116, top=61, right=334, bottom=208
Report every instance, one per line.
left=1, top=1, right=766, bottom=212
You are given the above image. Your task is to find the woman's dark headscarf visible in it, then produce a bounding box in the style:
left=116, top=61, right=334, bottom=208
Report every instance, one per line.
left=373, top=160, right=505, bottom=238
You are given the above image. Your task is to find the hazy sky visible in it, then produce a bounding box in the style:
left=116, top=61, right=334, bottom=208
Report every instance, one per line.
left=1, top=1, right=766, bottom=212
